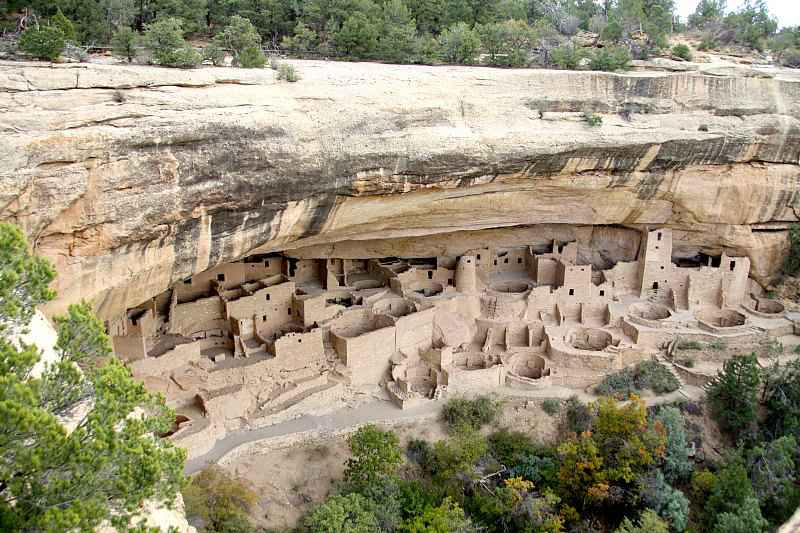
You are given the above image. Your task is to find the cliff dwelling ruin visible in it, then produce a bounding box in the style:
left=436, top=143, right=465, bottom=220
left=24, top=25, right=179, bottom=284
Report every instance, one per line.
left=109, top=228, right=800, bottom=457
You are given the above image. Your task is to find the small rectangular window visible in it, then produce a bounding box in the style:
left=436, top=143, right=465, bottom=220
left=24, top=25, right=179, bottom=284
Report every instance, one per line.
left=729, top=261, right=736, bottom=271
left=569, top=288, right=574, bottom=296
left=262, top=315, right=266, bottom=321
left=600, top=290, right=605, bottom=296
left=428, top=271, right=433, bottom=279
left=504, top=258, right=508, bottom=264
left=266, top=294, right=271, bottom=301
left=517, top=258, right=522, bottom=264
left=477, top=254, right=481, bottom=260
left=288, top=308, right=292, bottom=316
left=217, top=273, right=225, bottom=282
left=657, top=232, right=662, bottom=241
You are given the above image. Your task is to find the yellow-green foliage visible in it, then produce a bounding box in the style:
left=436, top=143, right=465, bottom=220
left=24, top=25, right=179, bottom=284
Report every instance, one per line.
left=183, top=466, right=258, bottom=532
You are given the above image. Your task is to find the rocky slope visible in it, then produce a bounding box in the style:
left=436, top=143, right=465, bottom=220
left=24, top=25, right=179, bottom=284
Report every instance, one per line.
left=1, top=59, right=799, bottom=318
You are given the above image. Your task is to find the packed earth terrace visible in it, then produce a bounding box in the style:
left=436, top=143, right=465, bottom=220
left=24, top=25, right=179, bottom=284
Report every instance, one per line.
left=110, top=227, right=799, bottom=458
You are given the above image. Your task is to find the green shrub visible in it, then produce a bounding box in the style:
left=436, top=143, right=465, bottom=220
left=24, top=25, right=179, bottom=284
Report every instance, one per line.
left=778, top=48, right=800, bottom=68
left=487, top=429, right=537, bottom=464
left=639, top=359, right=681, bottom=394
left=19, top=25, right=66, bottom=61
left=183, top=466, right=258, bottom=533
left=691, top=469, right=718, bottom=505
left=785, top=224, right=800, bottom=275
left=111, top=27, right=138, bottom=63
left=437, top=22, right=481, bottom=65
left=708, top=339, right=726, bottom=351
left=595, top=360, right=679, bottom=399
left=707, top=353, right=761, bottom=440
left=767, top=339, right=785, bottom=356
left=794, top=345, right=800, bottom=355
left=428, top=427, right=488, bottom=484
left=143, top=18, right=200, bottom=68
left=305, top=493, right=380, bottom=532
left=678, top=339, right=703, bottom=350
left=238, top=46, right=266, bottom=68
left=551, top=44, right=585, bottom=69
left=697, top=35, right=718, bottom=51
left=344, top=424, right=402, bottom=490
left=676, top=357, right=695, bottom=368
left=638, top=470, right=690, bottom=532
left=407, top=438, right=434, bottom=470
left=276, top=62, right=299, bottom=81
left=167, top=45, right=202, bottom=68
left=584, top=112, right=603, bottom=127
left=615, top=509, right=670, bottom=533
left=542, top=398, right=562, bottom=416
left=440, top=396, right=500, bottom=432
left=560, top=395, right=593, bottom=434
left=671, top=43, right=692, bottom=60
left=600, top=19, right=623, bottom=42
left=50, top=9, right=76, bottom=43
left=589, top=45, right=631, bottom=71
left=203, top=42, right=226, bottom=66
left=653, top=406, right=693, bottom=483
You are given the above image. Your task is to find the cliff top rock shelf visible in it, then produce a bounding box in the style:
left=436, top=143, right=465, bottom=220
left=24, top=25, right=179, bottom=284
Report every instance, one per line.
left=1, top=59, right=799, bottom=320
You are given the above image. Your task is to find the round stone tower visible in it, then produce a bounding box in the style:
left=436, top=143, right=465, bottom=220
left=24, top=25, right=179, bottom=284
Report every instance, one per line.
left=455, top=255, right=477, bottom=293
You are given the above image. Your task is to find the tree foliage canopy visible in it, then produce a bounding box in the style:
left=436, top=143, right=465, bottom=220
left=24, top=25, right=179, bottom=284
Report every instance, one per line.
left=0, top=223, right=185, bottom=532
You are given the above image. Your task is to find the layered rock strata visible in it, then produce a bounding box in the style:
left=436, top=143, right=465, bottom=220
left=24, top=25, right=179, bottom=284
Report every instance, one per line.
left=1, top=59, right=798, bottom=317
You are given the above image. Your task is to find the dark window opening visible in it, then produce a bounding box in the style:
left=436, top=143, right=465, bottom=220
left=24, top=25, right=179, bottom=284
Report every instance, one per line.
left=657, top=232, right=662, bottom=241
left=652, top=282, right=659, bottom=290
left=517, top=258, right=522, bottom=264
left=493, top=260, right=498, bottom=266
left=287, top=258, right=298, bottom=277
left=660, top=266, right=665, bottom=270
left=184, top=278, right=191, bottom=285
left=448, top=278, right=453, bottom=285
left=729, top=260, right=736, bottom=271
left=266, top=294, right=271, bottom=301
left=264, top=260, right=270, bottom=267
left=288, top=308, right=292, bottom=316
left=217, top=273, right=225, bottom=282
left=477, top=254, right=481, bottom=260
left=262, top=315, right=267, bottom=321
left=569, top=288, right=574, bottom=296
left=298, top=338, right=302, bottom=343
left=504, top=258, right=509, bottom=264
left=600, top=290, right=605, bottom=296
left=428, top=271, right=433, bottom=279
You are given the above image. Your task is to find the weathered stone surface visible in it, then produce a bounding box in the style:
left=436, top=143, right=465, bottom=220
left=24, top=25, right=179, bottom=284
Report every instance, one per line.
left=1, top=59, right=799, bottom=318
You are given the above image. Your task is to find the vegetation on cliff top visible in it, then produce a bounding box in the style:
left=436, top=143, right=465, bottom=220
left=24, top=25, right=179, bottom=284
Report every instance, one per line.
left=2, top=0, right=797, bottom=69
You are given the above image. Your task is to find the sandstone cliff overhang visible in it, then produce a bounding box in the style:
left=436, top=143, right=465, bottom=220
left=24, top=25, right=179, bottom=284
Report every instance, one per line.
left=0, top=59, right=798, bottom=318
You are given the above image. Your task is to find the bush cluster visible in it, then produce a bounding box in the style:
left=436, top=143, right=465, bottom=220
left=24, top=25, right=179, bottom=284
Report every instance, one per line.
left=595, top=359, right=680, bottom=399
left=440, top=396, right=500, bottom=432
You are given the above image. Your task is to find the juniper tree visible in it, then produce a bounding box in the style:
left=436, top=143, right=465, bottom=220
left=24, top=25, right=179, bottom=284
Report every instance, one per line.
left=0, top=222, right=185, bottom=532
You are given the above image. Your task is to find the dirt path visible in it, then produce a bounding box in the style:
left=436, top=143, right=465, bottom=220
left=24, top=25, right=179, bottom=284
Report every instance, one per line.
left=185, top=399, right=441, bottom=474
left=185, top=381, right=704, bottom=475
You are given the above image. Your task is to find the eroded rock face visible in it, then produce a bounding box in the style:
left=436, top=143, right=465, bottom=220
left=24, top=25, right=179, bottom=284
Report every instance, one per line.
left=1, top=59, right=798, bottom=318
